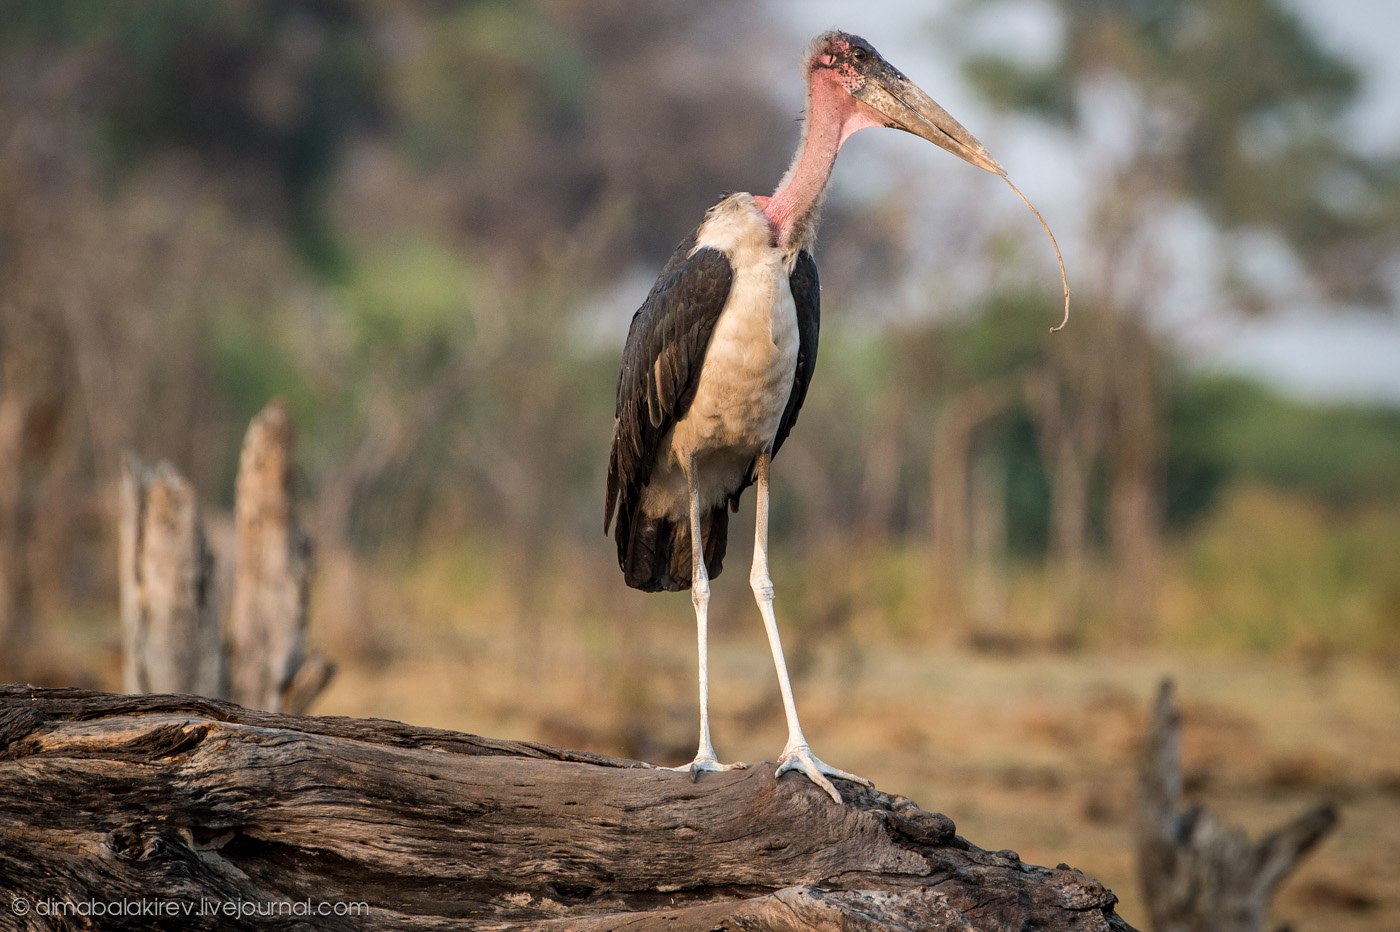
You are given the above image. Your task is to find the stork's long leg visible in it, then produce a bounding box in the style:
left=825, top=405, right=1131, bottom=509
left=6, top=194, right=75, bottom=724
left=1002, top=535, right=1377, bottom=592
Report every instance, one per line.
left=751, top=450, right=872, bottom=803
left=666, top=454, right=745, bottom=779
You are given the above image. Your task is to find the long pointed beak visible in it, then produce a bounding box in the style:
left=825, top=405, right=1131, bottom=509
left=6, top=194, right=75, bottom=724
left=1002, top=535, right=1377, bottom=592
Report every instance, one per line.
left=854, top=64, right=1004, bottom=175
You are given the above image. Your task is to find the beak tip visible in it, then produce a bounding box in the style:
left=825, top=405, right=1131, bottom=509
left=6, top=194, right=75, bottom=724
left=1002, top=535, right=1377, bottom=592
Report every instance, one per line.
left=978, top=151, right=1006, bottom=175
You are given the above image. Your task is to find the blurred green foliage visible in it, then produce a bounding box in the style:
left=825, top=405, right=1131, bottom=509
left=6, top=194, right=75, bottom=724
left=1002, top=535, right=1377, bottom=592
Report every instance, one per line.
left=7, top=0, right=380, bottom=274
left=1171, top=486, right=1400, bottom=654
left=1172, top=375, right=1400, bottom=507
left=392, top=3, right=587, bottom=166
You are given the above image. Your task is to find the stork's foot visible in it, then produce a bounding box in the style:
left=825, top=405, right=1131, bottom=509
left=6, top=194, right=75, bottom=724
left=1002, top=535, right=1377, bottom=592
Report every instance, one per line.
left=775, top=744, right=872, bottom=803
left=666, top=756, right=747, bottom=783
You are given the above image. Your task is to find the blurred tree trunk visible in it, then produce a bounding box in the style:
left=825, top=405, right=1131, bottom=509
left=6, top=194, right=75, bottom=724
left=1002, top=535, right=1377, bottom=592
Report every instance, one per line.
left=1025, top=346, right=1109, bottom=645
left=1096, top=200, right=1164, bottom=642
left=968, top=449, right=1009, bottom=634
left=0, top=394, right=37, bottom=677
left=1108, top=321, right=1162, bottom=641
left=931, top=380, right=1015, bottom=626
left=0, top=90, right=77, bottom=678
left=857, top=391, right=906, bottom=540
left=0, top=315, right=71, bottom=679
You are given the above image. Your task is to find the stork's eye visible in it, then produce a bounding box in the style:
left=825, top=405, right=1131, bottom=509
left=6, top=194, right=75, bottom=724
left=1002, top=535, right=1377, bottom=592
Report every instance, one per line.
left=851, top=47, right=868, bottom=63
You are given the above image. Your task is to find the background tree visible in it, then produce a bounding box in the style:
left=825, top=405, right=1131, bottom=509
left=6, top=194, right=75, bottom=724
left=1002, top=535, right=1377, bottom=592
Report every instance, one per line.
left=951, top=0, right=1400, bottom=637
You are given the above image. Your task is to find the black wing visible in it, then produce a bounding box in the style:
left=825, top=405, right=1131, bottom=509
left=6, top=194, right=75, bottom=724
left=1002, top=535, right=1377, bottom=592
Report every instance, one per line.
left=605, top=232, right=734, bottom=537
left=771, top=249, right=820, bottom=458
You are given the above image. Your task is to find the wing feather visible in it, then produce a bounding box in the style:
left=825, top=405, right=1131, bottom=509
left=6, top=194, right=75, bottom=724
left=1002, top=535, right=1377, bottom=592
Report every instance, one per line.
left=605, top=234, right=734, bottom=536
left=772, top=249, right=821, bottom=458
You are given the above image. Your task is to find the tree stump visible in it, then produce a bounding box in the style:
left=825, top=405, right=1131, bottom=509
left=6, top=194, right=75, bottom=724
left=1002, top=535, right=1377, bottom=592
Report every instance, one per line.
left=117, top=399, right=332, bottom=713
left=1137, top=679, right=1338, bottom=932
left=0, top=686, right=1137, bottom=931
left=225, top=399, right=328, bottom=714
left=119, top=455, right=222, bottom=697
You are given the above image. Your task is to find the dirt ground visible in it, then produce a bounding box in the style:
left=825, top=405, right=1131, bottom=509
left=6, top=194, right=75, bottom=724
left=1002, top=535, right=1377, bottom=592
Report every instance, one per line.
left=308, top=603, right=1400, bottom=932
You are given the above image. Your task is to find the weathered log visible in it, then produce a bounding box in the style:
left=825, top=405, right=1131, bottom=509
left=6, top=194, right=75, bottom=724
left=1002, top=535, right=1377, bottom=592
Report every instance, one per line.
left=118, top=454, right=223, bottom=697
left=224, top=399, right=329, bottom=714
left=1137, top=679, right=1338, bottom=932
left=0, top=685, right=1136, bottom=931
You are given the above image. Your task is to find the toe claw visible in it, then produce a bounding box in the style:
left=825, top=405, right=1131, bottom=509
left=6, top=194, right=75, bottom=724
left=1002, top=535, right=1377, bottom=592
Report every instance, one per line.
left=775, top=745, right=871, bottom=803
left=825, top=766, right=873, bottom=787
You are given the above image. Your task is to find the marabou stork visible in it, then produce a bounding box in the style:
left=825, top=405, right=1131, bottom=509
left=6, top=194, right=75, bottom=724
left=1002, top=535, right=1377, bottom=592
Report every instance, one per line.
left=605, top=30, right=1015, bottom=803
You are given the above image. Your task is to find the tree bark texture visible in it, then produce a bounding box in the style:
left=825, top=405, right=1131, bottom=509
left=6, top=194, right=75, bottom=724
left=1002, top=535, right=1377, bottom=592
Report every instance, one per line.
left=224, top=399, right=328, bottom=714
left=119, top=454, right=223, bottom=697
left=0, top=686, right=1138, bottom=931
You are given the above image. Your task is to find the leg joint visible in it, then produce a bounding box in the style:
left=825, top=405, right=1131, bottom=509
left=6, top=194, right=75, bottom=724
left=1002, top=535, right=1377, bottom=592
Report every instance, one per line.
left=692, top=573, right=711, bottom=608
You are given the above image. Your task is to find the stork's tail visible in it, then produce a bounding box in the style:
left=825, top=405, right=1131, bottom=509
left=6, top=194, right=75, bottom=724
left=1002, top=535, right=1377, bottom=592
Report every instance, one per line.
left=618, top=506, right=728, bottom=592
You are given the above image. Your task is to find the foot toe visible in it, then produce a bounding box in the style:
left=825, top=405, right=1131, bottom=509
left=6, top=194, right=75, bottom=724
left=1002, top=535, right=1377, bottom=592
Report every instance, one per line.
left=775, top=746, right=870, bottom=802
left=665, top=757, right=747, bottom=779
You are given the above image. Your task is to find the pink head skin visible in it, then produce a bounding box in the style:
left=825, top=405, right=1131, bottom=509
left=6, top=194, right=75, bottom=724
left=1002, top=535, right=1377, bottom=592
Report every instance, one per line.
left=759, top=31, right=1003, bottom=252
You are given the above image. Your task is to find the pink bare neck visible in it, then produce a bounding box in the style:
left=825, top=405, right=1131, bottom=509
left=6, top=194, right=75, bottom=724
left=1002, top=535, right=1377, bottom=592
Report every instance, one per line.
left=762, top=68, right=881, bottom=251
